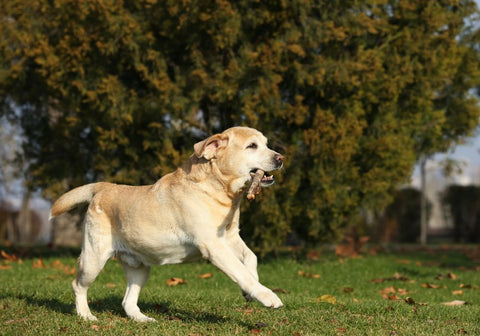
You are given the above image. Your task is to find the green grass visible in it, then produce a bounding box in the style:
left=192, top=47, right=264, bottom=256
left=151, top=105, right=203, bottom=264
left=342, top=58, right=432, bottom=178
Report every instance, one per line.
left=1, top=246, right=479, bottom=335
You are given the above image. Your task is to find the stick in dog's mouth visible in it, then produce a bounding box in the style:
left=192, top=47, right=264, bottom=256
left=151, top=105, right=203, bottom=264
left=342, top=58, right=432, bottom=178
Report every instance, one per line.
left=247, top=169, right=275, bottom=200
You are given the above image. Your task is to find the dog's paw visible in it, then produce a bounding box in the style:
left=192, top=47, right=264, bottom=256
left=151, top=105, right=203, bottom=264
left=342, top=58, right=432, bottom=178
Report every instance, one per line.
left=255, top=288, right=283, bottom=308
left=130, top=313, right=156, bottom=322
left=79, top=313, right=98, bottom=321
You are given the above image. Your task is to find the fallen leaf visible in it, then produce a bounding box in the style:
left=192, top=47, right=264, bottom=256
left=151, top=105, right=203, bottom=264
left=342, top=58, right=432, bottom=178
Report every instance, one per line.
left=166, top=277, right=187, bottom=286
left=164, top=315, right=181, bottom=321
left=255, top=322, right=269, bottom=328
left=106, top=283, right=116, bottom=288
left=250, top=329, right=261, bottom=334
left=436, top=273, right=458, bottom=280
left=306, top=250, right=321, bottom=261
left=63, top=265, right=76, bottom=275
left=343, top=287, right=354, bottom=293
left=1, top=250, right=18, bottom=261
left=379, top=286, right=397, bottom=295
left=90, top=324, right=100, bottom=331
left=422, top=283, right=441, bottom=289
left=448, top=273, right=458, bottom=280
left=452, top=290, right=463, bottom=295
left=442, top=300, right=467, bottom=306
left=379, top=286, right=408, bottom=300
left=459, top=284, right=471, bottom=289
left=298, top=271, right=320, bottom=279
left=370, top=278, right=384, bottom=283
left=316, top=294, right=336, bottom=304
left=0, top=264, right=12, bottom=270
left=405, top=297, right=416, bottom=305
left=235, top=307, right=253, bottom=314
left=197, top=273, right=213, bottom=279
left=392, top=272, right=410, bottom=281
left=32, top=258, right=45, bottom=268
left=51, top=259, right=63, bottom=268
left=273, top=288, right=289, bottom=294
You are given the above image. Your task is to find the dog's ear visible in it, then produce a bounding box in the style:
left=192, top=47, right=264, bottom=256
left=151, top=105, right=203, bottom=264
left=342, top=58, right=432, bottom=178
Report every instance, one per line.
left=194, top=134, right=229, bottom=160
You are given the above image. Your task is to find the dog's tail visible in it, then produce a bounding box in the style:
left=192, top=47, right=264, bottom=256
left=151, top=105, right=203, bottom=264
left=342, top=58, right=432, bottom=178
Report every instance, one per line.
left=50, top=182, right=110, bottom=219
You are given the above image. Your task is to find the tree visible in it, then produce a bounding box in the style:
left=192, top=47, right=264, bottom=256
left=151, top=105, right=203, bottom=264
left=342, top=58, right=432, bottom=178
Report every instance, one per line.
left=1, top=0, right=479, bottom=252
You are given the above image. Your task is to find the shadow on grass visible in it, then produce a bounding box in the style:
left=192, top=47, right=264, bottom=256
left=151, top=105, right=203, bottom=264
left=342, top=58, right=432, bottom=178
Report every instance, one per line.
left=0, top=244, right=80, bottom=260
left=11, top=294, right=249, bottom=326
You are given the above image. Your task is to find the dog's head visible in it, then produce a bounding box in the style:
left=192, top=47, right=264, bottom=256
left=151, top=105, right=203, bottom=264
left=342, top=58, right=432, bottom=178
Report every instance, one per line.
left=194, top=127, right=284, bottom=194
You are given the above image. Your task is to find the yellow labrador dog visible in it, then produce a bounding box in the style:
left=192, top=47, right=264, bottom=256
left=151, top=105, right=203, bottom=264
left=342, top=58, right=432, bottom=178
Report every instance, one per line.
left=50, top=127, right=284, bottom=322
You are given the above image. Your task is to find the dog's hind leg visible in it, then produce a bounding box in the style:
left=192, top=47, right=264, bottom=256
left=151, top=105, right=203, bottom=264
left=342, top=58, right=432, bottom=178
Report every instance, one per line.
left=72, top=216, right=113, bottom=321
left=120, top=261, right=154, bottom=322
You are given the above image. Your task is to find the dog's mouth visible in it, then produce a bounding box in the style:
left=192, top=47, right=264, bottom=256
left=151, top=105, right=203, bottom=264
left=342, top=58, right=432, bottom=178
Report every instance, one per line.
left=249, top=169, right=275, bottom=187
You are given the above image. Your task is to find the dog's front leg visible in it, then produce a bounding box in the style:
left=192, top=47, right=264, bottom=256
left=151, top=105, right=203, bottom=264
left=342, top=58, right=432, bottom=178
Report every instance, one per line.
left=227, top=233, right=259, bottom=301
left=198, top=240, right=283, bottom=308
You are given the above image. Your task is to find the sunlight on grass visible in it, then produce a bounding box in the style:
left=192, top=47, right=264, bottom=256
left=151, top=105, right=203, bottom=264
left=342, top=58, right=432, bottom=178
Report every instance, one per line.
left=0, top=246, right=479, bottom=335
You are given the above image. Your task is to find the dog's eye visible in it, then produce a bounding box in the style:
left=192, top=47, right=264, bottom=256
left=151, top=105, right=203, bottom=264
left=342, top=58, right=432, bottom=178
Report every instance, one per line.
left=246, top=143, right=258, bottom=149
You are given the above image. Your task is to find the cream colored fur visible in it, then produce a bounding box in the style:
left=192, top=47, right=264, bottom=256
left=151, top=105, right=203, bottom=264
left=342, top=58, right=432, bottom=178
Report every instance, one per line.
left=50, top=127, right=284, bottom=322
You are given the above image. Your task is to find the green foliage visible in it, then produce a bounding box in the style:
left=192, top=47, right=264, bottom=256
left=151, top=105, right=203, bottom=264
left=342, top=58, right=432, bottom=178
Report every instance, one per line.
left=1, top=0, right=480, bottom=252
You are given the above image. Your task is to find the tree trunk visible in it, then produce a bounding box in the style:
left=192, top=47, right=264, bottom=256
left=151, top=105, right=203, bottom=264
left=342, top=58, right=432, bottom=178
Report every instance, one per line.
left=17, top=190, right=32, bottom=243
left=420, top=157, right=428, bottom=245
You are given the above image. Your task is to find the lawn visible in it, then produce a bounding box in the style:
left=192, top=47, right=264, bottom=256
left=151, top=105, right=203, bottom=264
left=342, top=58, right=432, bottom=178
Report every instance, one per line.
left=0, top=245, right=479, bottom=335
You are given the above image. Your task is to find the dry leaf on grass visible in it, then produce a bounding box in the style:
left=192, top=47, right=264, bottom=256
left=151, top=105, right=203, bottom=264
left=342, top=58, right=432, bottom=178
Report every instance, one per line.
left=1, top=250, right=19, bottom=261
left=443, top=300, right=467, bottom=306
left=166, top=277, right=187, bottom=286
left=298, top=270, right=320, bottom=278
left=50, top=259, right=76, bottom=275
left=379, top=286, right=409, bottom=300
left=452, top=290, right=463, bottom=295
left=405, top=297, right=416, bottom=305
left=436, top=273, right=458, bottom=280
left=315, top=294, right=337, bottom=304
left=255, top=322, right=269, bottom=328
left=421, top=283, right=442, bottom=289
left=197, top=273, right=213, bottom=279
left=306, top=250, right=321, bottom=261
left=235, top=307, right=253, bottom=314
left=32, top=258, right=45, bottom=268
